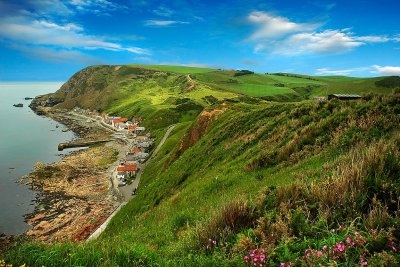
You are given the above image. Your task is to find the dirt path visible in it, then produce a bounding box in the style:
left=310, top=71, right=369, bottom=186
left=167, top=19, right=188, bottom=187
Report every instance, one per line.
left=87, top=124, right=176, bottom=241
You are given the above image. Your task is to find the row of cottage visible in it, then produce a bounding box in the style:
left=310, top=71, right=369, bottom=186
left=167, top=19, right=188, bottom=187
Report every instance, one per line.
left=103, top=115, right=146, bottom=132
left=71, top=108, right=152, bottom=185
left=115, top=137, right=152, bottom=186
left=72, top=107, right=146, bottom=133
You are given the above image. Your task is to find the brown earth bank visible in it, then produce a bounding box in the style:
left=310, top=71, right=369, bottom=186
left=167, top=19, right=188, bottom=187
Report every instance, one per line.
left=16, top=107, right=123, bottom=243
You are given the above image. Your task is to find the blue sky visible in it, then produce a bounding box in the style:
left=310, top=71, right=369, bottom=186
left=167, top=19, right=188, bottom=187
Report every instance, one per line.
left=0, top=0, right=400, bottom=81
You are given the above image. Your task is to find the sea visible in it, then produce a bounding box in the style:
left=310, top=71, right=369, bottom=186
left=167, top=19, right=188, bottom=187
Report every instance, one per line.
left=0, top=82, right=81, bottom=235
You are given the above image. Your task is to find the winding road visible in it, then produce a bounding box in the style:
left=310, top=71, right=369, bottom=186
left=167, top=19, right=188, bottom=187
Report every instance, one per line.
left=87, top=124, right=176, bottom=241
left=119, top=124, right=176, bottom=200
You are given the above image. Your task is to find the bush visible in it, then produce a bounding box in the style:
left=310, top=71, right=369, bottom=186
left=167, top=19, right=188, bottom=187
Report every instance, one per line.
left=195, top=201, right=256, bottom=249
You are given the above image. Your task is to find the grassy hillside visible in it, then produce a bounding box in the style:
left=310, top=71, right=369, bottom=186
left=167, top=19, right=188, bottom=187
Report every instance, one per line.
left=50, top=65, right=238, bottom=131
left=194, top=71, right=398, bottom=99
left=49, top=65, right=399, bottom=123
left=4, top=93, right=400, bottom=266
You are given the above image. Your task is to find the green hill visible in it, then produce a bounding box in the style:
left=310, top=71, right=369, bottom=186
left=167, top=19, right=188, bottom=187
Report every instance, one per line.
left=2, top=65, right=400, bottom=266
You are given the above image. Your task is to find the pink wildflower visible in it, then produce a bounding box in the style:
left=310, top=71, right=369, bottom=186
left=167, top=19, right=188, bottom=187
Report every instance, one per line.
left=244, top=256, right=249, bottom=263
left=360, top=255, right=368, bottom=266
left=346, top=236, right=351, bottom=244
left=387, top=237, right=398, bottom=253
left=336, top=242, right=345, bottom=252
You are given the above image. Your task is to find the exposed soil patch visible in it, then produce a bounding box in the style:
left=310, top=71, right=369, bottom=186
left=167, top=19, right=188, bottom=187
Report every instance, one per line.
left=177, top=108, right=225, bottom=156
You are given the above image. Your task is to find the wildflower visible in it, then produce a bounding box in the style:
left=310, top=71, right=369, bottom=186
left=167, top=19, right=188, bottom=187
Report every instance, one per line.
left=336, top=241, right=345, bottom=252
left=355, top=232, right=367, bottom=244
left=346, top=235, right=351, bottom=244
left=387, top=237, right=398, bottom=253
left=360, top=255, right=368, bottom=266
left=305, top=249, right=312, bottom=257
left=317, top=250, right=323, bottom=258
left=244, top=248, right=267, bottom=267
left=322, top=245, right=328, bottom=251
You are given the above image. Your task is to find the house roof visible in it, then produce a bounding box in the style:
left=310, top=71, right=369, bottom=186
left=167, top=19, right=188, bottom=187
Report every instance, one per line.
left=113, top=117, right=129, bottom=124
left=127, top=125, right=137, bottom=130
left=329, top=94, right=362, bottom=98
left=125, top=165, right=137, bottom=171
left=117, top=165, right=138, bottom=171
left=117, top=166, right=125, bottom=172
left=133, top=146, right=141, bottom=153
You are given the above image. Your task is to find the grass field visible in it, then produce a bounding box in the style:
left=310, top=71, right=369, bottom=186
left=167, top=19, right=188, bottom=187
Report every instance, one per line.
left=3, top=64, right=400, bottom=266
left=3, top=93, right=400, bottom=266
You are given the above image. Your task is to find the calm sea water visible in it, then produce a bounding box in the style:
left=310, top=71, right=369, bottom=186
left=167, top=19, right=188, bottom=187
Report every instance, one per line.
left=0, top=82, right=81, bottom=235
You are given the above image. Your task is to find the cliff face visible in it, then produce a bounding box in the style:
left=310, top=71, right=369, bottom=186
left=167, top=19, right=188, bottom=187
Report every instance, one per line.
left=52, top=65, right=120, bottom=110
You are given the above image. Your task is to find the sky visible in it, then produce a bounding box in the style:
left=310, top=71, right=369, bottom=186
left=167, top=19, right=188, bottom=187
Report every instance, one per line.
left=0, top=0, right=400, bottom=81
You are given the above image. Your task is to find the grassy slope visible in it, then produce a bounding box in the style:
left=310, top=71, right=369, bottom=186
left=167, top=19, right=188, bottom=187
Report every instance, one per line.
left=3, top=65, right=400, bottom=265
left=192, top=71, right=397, bottom=99
left=52, top=65, right=238, bottom=133
left=4, top=93, right=400, bottom=266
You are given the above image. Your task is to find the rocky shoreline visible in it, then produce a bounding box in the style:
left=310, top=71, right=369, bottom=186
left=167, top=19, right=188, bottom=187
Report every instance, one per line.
left=16, top=107, right=123, bottom=243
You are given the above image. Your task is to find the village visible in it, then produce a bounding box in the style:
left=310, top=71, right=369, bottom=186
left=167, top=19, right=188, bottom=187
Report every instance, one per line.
left=71, top=107, right=154, bottom=199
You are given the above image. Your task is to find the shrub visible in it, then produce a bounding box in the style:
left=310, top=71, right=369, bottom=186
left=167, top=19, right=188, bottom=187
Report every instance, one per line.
left=195, top=201, right=256, bottom=249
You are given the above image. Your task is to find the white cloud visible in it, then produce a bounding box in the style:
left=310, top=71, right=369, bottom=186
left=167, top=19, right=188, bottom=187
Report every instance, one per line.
left=11, top=44, right=100, bottom=64
left=315, top=67, right=370, bottom=76
left=315, top=65, right=400, bottom=76
left=0, top=15, right=150, bottom=55
left=70, top=0, right=126, bottom=15
left=372, top=65, right=400, bottom=76
left=354, top=36, right=391, bottom=43
left=393, top=35, right=400, bottom=42
left=247, top=11, right=396, bottom=56
left=28, top=0, right=75, bottom=16
left=248, top=11, right=318, bottom=39
left=153, top=6, right=174, bottom=17
left=145, top=20, right=190, bottom=26
left=36, top=20, right=83, bottom=32
left=276, top=30, right=364, bottom=55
